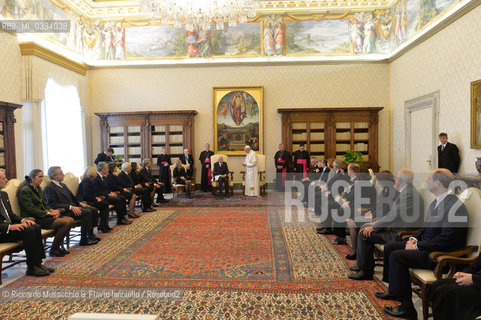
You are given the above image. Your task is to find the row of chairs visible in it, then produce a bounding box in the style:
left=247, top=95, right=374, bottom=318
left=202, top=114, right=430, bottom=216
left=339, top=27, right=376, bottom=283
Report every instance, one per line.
left=0, top=173, right=81, bottom=284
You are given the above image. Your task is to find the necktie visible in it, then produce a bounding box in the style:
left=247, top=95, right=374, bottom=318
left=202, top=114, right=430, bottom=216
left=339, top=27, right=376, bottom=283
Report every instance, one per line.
left=0, top=197, right=11, bottom=224
left=441, top=145, right=445, bottom=151
left=427, top=199, right=437, bottom=222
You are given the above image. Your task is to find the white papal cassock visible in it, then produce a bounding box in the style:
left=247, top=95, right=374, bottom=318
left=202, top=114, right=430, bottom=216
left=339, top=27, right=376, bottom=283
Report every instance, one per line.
left=244, top=150, right=260, bottom=196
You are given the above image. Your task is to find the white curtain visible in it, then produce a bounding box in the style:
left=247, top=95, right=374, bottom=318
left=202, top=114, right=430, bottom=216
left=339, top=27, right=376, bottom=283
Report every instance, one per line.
left=42, top=77, right=86, bottom=176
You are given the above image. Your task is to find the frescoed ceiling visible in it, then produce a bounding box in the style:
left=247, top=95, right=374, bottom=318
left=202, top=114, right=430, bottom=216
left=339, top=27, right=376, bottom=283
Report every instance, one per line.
left=2, top=0, right=478, bottom=66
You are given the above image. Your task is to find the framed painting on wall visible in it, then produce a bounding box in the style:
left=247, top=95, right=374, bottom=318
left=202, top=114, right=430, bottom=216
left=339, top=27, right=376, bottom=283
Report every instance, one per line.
left=471, top=79, right=481, bottom=148
left=213, top=86, right=263, bottom=155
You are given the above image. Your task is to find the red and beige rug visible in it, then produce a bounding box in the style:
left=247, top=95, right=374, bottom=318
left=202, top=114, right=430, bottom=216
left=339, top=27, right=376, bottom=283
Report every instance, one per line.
left=0, top=200, right=394, bottom=319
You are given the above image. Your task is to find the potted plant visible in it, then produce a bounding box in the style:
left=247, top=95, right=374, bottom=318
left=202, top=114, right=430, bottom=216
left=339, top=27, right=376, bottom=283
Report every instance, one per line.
left=344, top=150, right=363, bottom=165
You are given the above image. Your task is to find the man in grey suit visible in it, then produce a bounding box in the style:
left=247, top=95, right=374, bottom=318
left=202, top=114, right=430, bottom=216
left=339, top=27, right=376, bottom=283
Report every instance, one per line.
left=348, top=169, right=424, bottom=280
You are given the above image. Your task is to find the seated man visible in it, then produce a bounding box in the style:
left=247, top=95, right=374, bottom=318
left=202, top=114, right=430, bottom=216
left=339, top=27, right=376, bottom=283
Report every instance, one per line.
left=427, top=254, right=481, bottom=320
left=94, top=162, right=132, bottom=226
left=44, top=166, right=99, bottom=246
left=105, top=163, right=139, bottom=218
left=330, top=164, right=376, bottom=246
left=348, top=169, right=423, bottom=280
left=0, top=170, right=53, bottom=277
left=94, top=147, right=115, bottom=165
left=301, top=157, right=321, bottom=204
left=118, top=162, right=154, bottom=212
left=213, top=155, right=230, bottom=197
left=139, top=159, right=168, bottom=206
left=375, top=169, right=468, bottom=320
left=316, top=160, right=350, bottom=235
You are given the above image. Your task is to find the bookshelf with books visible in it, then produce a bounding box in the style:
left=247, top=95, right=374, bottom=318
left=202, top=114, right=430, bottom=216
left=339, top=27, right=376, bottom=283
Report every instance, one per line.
left=0, top=101, right=22, bottom=178
left=278, top=107, right=383, bottom=171
left=96, top=111, right=197, bottom=176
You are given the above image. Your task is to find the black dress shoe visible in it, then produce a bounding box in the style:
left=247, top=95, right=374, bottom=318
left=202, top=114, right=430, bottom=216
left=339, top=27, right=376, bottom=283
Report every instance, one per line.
left=143, top=208, right=156, bottom=212
left=49, top=249, right=65, bottom=257
left=128, top=214, right=140, bottom=219
left=59, top=248, right=70, bottom=255
left=332, top=238, right=347, bottom=245
left=374, top=291, right=401, bottom=301
left=39, top=263, right=55, bottom=273
left=350, top=266, right=361, bottom=272
left=98, top=227, right=111, bottom=233
left=89, top=235, right=101, bottom=242
left=348, top=271, right=373, bottom=280
left=152, top=203, right=160, bottom=207
left=79, top=238, right=98, bottom=246
left=383, top=304, right=417, bottom=319
left=118, top=218, right=132, bottom=225
left=317, top=228, right=333, bottom=235
left=26, top=265, right=50, bottom=277
left=345, top=253, right=357, bottom=260
left=40, top=264, right=55, bottom=273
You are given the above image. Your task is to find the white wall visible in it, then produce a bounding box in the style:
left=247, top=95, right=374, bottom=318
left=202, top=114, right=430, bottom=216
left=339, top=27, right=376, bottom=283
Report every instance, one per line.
left=390, top=3, right=481, bottom=175
left=90, top=64, right=390, bottom=182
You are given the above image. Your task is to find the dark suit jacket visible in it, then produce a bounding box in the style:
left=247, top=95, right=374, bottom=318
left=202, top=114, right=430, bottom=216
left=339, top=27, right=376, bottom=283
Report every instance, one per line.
left=319, top=167, right=330, bottom=183
left=464, top=254, right=481, bottom=287
left=94, top=152, right=113, bottom=165
left=105, top=173, right=123, bottom=193
left=179, top=154, right=194, bottom=176
left=44, top=181, right=80, bottom=210
left=438, top=142, right=460, bottom=173
left=77, top=178, right=97, bottom=203
left=93, top=174, right=112, bottom=198
left=374, top=184, right=424, bottom=233
left=118, top=171, right=135, bottom=189
left=213, top=162, right=229, bottom=176
left=342, top=177, right=377, bottom=214
left=0, top=191, right=22, bottom=235
left=139, top=167, right=157, bottom=184
left=414, top=193, right=468, bottom=253
left=327, top=170, right=350, bottom=194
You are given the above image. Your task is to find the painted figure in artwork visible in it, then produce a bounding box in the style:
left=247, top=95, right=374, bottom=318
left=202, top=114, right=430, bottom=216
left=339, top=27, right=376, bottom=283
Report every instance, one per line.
left=114, top=22, right=125, bottom=60
left=274, top=22, right=285, bottom=55
left=264, top=22, right=276, bottom=56
left=186, top=26, right=199, bottom=57
left=230, top=92, right=247, bottom=125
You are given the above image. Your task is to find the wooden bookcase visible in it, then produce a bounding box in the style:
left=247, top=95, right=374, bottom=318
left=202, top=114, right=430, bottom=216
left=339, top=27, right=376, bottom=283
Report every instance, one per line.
left=278, top=107, right=383, bottom=171
left=96, top=111, right=197, bottom=175
left=0, top=101, right=22, bottom=179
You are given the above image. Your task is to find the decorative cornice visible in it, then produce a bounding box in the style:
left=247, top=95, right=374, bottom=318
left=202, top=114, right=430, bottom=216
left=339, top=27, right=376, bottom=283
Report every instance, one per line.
left=19, top=42, right=88, bottom=76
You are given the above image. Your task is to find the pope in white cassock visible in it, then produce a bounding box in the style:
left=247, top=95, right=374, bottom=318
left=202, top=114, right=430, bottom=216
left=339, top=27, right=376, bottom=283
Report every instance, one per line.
left=243, top=145, right=260, bottom=197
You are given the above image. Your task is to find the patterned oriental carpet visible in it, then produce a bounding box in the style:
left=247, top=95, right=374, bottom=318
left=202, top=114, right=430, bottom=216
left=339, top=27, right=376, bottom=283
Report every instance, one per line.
left=0, top=195, right=395, bottom=319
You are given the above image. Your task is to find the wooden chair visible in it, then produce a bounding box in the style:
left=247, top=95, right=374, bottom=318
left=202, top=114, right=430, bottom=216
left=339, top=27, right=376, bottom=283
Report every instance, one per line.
left=210, top=154, right=234, bottom=196
left=0, top=179, right=55, bottom=284
left=409, top=187, right=481, bottom=320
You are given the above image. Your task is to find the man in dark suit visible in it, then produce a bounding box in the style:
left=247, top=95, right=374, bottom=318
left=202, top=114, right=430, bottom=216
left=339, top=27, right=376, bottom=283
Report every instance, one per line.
left=329, top=163, right=377, bottom=245
left=438, top=132, right=460, bottom=173
left=213, top=155, right=230, bottom=197
left=376, top=169, right=468, bottom=320
left=44, top=166, right=98, bottom=245
left=179, top=148, right=194, bottom=177
left=118, top=162, right=154, bottom=212
left=0, top=170, right=53, bottom=277
left=139, top=159, right=168, bottom=205
left=94, top=148, right=115, bottom=165
left=349, top=169, right=423, bottom=280
left=316, top=160, right=350, bottom=235
left=94, top=162, right=132, bottom=226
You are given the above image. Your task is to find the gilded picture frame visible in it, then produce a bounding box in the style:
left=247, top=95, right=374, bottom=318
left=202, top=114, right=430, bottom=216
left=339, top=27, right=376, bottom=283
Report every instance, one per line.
left=471, top=79, right=481, bottom=148
left=213, top=86, right=264, bottom=155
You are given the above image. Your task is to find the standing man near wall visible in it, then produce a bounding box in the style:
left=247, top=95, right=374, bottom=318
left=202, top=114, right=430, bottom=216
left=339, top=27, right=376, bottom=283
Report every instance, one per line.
left=438, top=132, right=460, bottom=174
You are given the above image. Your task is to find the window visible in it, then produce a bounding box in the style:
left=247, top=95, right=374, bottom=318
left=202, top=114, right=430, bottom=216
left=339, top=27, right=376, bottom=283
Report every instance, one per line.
left=43, top=78, right=86, bottom=176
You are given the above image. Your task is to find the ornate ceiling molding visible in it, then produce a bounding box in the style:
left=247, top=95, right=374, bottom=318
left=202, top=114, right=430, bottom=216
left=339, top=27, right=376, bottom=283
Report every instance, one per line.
left=20, top=42, right=88, bottom=75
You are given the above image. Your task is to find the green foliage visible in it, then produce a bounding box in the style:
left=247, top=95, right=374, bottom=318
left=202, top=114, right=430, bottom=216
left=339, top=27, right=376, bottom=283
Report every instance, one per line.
left=344, top=150, right=363, bottom=165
